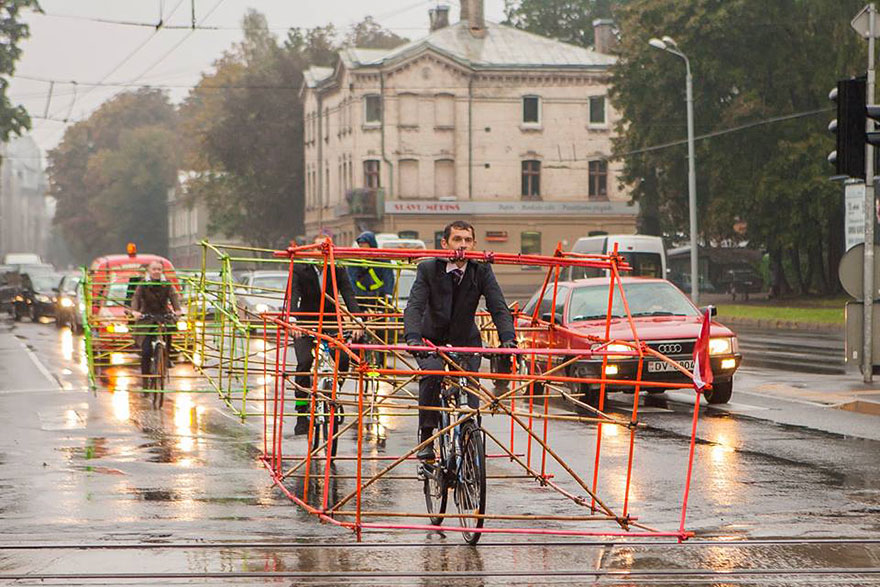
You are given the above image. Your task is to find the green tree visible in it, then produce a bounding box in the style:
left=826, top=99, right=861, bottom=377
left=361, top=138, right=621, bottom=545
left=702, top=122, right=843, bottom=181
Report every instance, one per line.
left=503, top=0, right=615, bottom=46
left=49, top=89, right=178, bottom=261
left=609, top=0, right=865, bottom=295
left=180, top=11, right=304, bottom=248
left=181, top=12, right=408, bottom=247
left=0, top=0, right=41, bottom=141
left=344, top=16, right=408, bottom=49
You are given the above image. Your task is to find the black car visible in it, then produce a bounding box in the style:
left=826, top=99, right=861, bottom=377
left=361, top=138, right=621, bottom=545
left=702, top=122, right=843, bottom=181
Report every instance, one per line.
left=13, top=272, right=62, bottom=322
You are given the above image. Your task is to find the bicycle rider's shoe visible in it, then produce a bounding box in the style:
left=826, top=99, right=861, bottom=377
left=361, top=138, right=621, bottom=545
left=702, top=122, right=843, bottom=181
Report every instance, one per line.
left=293, top=416, right=310, bottom=436
left=417, top=443, right=436, bottom=463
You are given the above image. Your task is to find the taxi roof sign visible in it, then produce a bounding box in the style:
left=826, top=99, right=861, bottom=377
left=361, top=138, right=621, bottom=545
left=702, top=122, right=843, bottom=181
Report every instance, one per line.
left=126, top=242, right=137, bottom=257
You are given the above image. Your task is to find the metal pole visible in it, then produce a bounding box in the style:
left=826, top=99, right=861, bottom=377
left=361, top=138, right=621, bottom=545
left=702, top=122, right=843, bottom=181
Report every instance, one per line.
left=864, top=3, right=876, bottom=383
left=685, top=60, right=699, bottom=305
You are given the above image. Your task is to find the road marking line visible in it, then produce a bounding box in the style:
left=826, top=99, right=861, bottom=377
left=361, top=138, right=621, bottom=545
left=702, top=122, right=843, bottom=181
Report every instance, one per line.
left=20, top=341, right=61, bottom=391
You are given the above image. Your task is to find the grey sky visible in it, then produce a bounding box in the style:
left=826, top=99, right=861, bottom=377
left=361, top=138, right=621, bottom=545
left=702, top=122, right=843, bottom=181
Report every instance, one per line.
left=10, top=0, right=506, bottom=157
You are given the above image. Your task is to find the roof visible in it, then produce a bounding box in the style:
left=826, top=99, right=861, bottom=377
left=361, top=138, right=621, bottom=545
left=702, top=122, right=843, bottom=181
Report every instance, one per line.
left=341, top=20, right=615, bottom=72
left=303, top=66, right=334, bottom=88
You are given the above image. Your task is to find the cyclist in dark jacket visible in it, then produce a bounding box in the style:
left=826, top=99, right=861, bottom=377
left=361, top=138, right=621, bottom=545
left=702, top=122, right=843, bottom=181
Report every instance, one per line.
left=131, top=260, right=181, bottom=379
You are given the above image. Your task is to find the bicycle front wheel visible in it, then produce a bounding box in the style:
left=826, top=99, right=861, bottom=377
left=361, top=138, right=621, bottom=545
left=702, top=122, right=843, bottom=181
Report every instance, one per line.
left=455, top=421, right=486, bottom=544
left=152, top=343, right=168, bottom=408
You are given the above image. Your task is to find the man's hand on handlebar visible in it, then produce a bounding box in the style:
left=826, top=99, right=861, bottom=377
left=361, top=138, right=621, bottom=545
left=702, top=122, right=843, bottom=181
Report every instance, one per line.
left=500, top=339, right=518, bottom=349
left=406, top=338, right=430, bottom=359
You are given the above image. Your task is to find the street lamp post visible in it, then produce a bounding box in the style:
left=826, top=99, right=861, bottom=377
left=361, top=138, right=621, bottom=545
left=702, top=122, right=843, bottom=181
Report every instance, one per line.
left=650, top=36, right=699, bottom=305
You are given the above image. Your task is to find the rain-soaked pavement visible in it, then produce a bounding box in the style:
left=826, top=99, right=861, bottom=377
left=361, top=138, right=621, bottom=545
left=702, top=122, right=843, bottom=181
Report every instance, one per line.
left=1, top=319, right=880, bottom=585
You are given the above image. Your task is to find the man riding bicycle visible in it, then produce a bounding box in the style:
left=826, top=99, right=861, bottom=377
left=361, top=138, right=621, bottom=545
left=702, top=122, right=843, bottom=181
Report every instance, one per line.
left=130, top=260, right=181, bottom=384
left=403, top=220, right=517, bottom=462
left=289, top=233, right=364, bottom=436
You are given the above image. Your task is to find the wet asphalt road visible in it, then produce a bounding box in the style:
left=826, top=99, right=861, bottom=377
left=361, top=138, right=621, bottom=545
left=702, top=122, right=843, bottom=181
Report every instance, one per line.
left=1, top=319, right=880, bottom=585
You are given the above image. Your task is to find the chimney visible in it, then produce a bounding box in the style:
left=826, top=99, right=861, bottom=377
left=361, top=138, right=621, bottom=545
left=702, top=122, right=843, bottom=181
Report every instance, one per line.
left=429, top=5, right=450, bottom=32
left=460, top=0, right=486, bottom=38
left=592, top=19, right=617, bottom=54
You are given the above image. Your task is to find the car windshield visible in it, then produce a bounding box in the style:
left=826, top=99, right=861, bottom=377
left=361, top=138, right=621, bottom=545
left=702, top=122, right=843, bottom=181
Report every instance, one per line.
left=568, top=281, right=699, bottom=321
left=250, top=275, right=288, bottom=292
left=62, top=276, right=81, bottom=294
left=31, top=274, right=61, bottom=291
left=104, top=282, right=133, bottom=307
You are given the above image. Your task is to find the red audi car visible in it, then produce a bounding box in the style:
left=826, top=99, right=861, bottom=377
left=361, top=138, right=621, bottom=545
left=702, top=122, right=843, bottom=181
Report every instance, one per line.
left=516, top=277, right=741, bottom=406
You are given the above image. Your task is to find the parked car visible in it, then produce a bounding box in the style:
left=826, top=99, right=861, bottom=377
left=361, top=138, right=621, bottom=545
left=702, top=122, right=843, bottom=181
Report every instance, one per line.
left=55, top=273, right=84, bottom=332
left=716, top=267, right=763, bottom=301
left=516, top=277, right=741, bottom=406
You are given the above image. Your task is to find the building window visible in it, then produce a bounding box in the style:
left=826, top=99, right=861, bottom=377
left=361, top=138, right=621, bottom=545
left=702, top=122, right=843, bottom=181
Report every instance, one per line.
left=398, top=230, right=418, bottom=239
left=588, top=160, right=608, bottom=199
left=434, top=159, right=455, bottom=198
left=521, top=231, right=541, bottom=255
left=589, top=95, right=606, bottom=125
left=521, top=160, right=541, bottom=199
left=399, top=159, right=420, bottom=199
left=434, top=93, right=454, bottom=128
left=399, top=93, right=418, bottom=127
left=364, top=160, right=380, bottom=189
left=364, top=94, right=381, bottom=125
left=522, top=96, right=540, bottom=124
left=434, top=230, right=444, bottom=249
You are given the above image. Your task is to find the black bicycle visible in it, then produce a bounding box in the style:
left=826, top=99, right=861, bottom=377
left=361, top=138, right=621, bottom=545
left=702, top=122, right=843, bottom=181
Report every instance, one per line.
left=139, top=312, right=176, bottom=409
left=310, top=336, right=348, bottom=457
left=421, top=352, right=487, bottom=545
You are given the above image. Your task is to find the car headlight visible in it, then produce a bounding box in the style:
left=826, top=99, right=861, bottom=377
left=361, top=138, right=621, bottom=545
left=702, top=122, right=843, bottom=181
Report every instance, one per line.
left=255, top=303, right=269, bottom=314
left=605, top=343, right=632, bottom=359
left=709, top=337, right=734, bottom=355
left=107, top=323, right=129, bottom=334
left=176, top=320, right=189, bottom=331
left=35, top=294, right=51, bottom=303
left=60, top=297, right=75, bottom=308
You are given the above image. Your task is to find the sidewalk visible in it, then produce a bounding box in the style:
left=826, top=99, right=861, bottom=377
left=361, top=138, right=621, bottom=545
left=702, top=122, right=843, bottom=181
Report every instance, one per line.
left=736, top=361, right=880, bottom=417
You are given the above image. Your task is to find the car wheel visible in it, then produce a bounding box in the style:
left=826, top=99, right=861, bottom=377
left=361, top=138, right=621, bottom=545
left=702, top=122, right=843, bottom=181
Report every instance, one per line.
left=704, top=379, right=732, bottom=404
left=569, top=379, right=600, bottom=413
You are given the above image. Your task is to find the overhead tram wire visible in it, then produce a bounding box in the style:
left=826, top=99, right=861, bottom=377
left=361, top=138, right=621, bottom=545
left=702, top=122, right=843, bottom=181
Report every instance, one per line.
left=36, top=0, right=224, bottom=141
left=44, top=0, right=187, bottom=122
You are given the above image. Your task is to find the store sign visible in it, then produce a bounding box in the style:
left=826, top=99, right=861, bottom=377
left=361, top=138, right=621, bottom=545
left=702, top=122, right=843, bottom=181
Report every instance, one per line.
left=384, top=200, right=638, bottom=216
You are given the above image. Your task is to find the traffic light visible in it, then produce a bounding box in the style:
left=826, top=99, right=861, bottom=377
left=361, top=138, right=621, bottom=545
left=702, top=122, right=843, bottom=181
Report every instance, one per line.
left=829, top=77, right=866, bottom=179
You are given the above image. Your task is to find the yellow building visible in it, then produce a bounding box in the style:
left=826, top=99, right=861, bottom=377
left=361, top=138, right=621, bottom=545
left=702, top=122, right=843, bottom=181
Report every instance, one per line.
left=302, top=2, right=637, bottom=290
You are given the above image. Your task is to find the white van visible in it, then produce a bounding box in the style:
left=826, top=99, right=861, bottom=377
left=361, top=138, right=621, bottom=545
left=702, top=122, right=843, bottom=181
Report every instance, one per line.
left=566, top=234, right=666, bottom=280
left=4, top=253, right=42, bottom=265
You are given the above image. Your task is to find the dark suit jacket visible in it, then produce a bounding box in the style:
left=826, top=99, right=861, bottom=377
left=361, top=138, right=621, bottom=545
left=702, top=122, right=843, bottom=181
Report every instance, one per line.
left=289, top=263, right=361, bottom=318
left=404, top=258, right=515, bottom=347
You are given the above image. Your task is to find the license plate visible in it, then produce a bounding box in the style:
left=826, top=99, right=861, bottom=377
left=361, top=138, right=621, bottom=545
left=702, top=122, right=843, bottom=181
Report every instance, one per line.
left=647, top=359, right=693, bottom=373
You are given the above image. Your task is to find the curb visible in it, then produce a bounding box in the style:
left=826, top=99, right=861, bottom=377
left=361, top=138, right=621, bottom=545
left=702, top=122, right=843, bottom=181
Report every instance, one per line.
left=834, top=399, right=880, bottom=417
left=720, top=315, right=843, bottom=333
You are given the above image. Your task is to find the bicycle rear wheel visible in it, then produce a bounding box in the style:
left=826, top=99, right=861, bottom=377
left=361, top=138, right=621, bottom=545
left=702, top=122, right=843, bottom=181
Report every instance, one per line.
left=455, top=421, right=486, bottom=544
